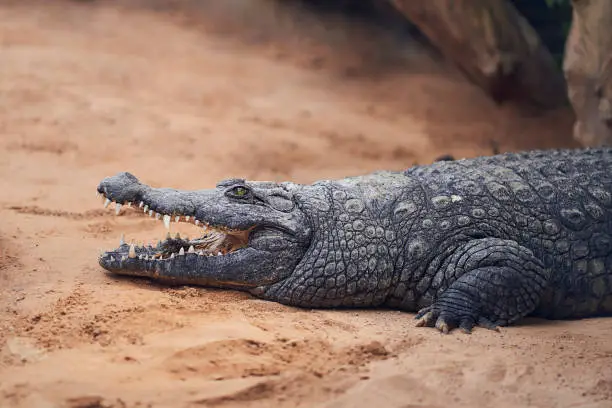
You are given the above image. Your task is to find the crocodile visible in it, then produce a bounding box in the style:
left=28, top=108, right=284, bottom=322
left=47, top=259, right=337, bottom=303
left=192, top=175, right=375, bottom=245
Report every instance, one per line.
left=97, top=148, right=612, bottom=333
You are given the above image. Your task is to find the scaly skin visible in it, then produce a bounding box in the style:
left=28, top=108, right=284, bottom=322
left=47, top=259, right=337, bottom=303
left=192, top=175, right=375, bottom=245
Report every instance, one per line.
left=97, top=148, right=612, bottom=333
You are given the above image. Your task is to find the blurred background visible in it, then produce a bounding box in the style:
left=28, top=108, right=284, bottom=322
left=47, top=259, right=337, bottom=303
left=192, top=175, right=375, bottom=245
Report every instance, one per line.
left=1, top=0, right=597, bottom=187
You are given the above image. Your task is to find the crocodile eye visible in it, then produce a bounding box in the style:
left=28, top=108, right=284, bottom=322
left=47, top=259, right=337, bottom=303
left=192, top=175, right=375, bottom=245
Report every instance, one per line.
left=228, top=186, right=250, bottom=198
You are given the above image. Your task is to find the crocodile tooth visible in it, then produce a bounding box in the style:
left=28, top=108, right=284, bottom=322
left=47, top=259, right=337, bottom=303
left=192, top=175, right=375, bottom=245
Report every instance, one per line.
left=115, top=203, right=122, bottom=215
left=163, top=214, right=171, bottom=230
left=144, top=205, right=149, bottom=213
left=170, top=253, right=175, bottom=259
left=188, top=245, right=195, bottom=253
left=156, top=213, right=161, bottom=220
left=198, top=250, right=204, bottom=256
left=139, top=201, right=144, bottom=208
left=138, top=255, right=143, bottom=260
left=110, top=256, right=115, bottom=261
left=178, top=247, right=185, bottom=256
left=104, top=198, right=111, bottom=208
left=175, top=215, right=180, bottom=223
left=149, top=210, right=153, bottom=217
left=122, top=255, right=127, bottom=261
left=119, top=234, right=125, bottom=246
left=195, top=220, right=201, bottom=226
left=217, top=251, right=223, bottom=256
left=128, top=244, right=137, bottom=258
left=127, top=202, right=132, bottom=207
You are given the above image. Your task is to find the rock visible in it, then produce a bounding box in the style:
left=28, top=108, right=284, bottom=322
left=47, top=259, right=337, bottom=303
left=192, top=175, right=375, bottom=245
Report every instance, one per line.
left=6, top=336, right=46, bottom=363
left=563, top=0, right=612, bottom=146
left=390, top=0, right=568, bottom=109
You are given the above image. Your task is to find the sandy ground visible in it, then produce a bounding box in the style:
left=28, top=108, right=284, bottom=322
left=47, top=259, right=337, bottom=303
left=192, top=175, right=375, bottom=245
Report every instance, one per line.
left=1, top=1, right=611, bottom=407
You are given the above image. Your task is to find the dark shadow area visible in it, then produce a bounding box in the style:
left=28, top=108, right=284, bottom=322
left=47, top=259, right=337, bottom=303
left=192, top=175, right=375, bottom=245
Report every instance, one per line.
left=294, top=0, right=425, bottom=40
left=510, top=0, right=572, bottom=67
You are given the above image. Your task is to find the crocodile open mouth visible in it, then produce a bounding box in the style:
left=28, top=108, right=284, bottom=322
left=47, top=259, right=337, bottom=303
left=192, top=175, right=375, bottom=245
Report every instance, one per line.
left=97, top=192, right=251, bottom=264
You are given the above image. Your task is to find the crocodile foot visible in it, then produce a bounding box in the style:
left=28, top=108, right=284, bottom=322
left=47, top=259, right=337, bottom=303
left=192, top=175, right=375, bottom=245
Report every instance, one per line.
left=413, top=238, right=549, bottom=334
left=414, top=307, right=500, bottom=334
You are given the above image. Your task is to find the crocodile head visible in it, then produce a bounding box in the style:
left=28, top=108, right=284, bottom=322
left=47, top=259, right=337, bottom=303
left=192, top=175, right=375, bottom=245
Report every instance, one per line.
left=96, top=172, right=311, bottom=290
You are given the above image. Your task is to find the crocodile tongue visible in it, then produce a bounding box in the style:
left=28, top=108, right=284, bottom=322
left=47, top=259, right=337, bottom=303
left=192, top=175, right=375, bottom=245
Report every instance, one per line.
left=152, top=229, right=250, bottom=259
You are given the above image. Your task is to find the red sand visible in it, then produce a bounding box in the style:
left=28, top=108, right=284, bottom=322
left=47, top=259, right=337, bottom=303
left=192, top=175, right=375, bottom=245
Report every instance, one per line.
left=1, top=1, right=610, bottom=407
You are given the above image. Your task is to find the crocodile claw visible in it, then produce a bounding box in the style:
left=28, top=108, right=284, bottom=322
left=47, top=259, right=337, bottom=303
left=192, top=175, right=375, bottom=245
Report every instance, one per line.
left=414, top=306, right=500, bottom=334
left=414, top=310, right=435, bottom=327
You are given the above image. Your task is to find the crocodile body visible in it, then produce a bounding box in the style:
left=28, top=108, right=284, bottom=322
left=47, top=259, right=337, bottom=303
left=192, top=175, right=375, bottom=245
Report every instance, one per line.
left=97, top=148, right=612, bottom=332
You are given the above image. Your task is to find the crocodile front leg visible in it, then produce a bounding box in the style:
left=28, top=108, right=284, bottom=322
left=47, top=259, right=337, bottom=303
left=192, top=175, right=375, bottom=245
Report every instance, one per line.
left=415, top=238, right=550, bottom=333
